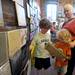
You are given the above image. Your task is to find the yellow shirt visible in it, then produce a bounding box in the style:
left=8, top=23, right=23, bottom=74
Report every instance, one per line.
left=30, top=32, right=52, bottom=58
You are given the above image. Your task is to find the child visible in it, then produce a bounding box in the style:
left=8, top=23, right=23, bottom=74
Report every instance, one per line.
left=55, top=29, right=71, bottom=75
left=30, top=18, right=52, bottom=71
left=50, top=22, right=56, bottom=43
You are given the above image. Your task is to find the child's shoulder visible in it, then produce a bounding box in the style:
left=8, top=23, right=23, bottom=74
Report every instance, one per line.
left=33, top=32, right=40, bottom=40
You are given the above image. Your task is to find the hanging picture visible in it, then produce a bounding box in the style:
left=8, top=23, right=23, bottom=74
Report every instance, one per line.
left=15, top=2, right=26, bottom=26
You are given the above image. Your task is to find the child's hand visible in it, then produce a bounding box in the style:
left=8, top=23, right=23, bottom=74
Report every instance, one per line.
left=61, top=58, right=66, bottom=61
left=66, top=56, right=71, bottom=60
left=69, top=41, right=75, bottom=48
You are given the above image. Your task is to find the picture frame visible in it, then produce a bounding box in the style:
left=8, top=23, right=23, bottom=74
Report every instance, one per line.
left=26, top=3, right=30, bottom=18
left=13, top=0, right=24, bottom=6
left=15, top=2, right=27, bottom=26
left=29, top=0, right=33, bottom=6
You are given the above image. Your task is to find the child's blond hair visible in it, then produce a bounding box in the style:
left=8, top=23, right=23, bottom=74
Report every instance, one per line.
left=57, top=29, right=72, bottom=43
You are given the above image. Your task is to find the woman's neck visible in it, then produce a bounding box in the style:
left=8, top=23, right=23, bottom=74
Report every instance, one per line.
left=68, top=15, right=75, bottom=20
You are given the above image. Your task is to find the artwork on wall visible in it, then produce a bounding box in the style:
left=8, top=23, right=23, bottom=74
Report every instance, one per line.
left=1, top=0, right=18, bottom=26
left=0, top=0, right=4, bottom=26
left=15, top=2, right=26, bottom=26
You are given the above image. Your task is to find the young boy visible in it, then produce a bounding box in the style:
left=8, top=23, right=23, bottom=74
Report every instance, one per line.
left=30, top=18, right=52, bottom=71
left=55, top=29, right=71, bottom=75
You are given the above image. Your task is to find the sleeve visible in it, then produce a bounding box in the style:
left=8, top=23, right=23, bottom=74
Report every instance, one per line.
left=63, top=19, right=75, bottom=36
left=29, top=37, right=37, bottom=66
left=29, top=39, right=36, bottom=55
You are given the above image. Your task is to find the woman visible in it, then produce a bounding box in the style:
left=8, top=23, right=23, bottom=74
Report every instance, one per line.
left=62, top=4, right=75, bottom=75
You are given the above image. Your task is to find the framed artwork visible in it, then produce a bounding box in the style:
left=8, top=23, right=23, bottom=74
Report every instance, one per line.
left=20, top=28, right=28, bottom=45
left=15, top=2, right=26, bottom=26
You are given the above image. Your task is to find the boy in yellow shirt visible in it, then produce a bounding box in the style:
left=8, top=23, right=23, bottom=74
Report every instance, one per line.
left=30, top=18, right=52, bottom=70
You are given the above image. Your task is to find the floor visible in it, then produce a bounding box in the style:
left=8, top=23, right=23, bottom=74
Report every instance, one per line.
left=30, top=57, right=75, bottom=75
left=30, top=66, right=57, bottom=75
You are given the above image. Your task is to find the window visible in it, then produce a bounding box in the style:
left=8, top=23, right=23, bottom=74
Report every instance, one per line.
left=47, top=4, right=57, bottom=21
